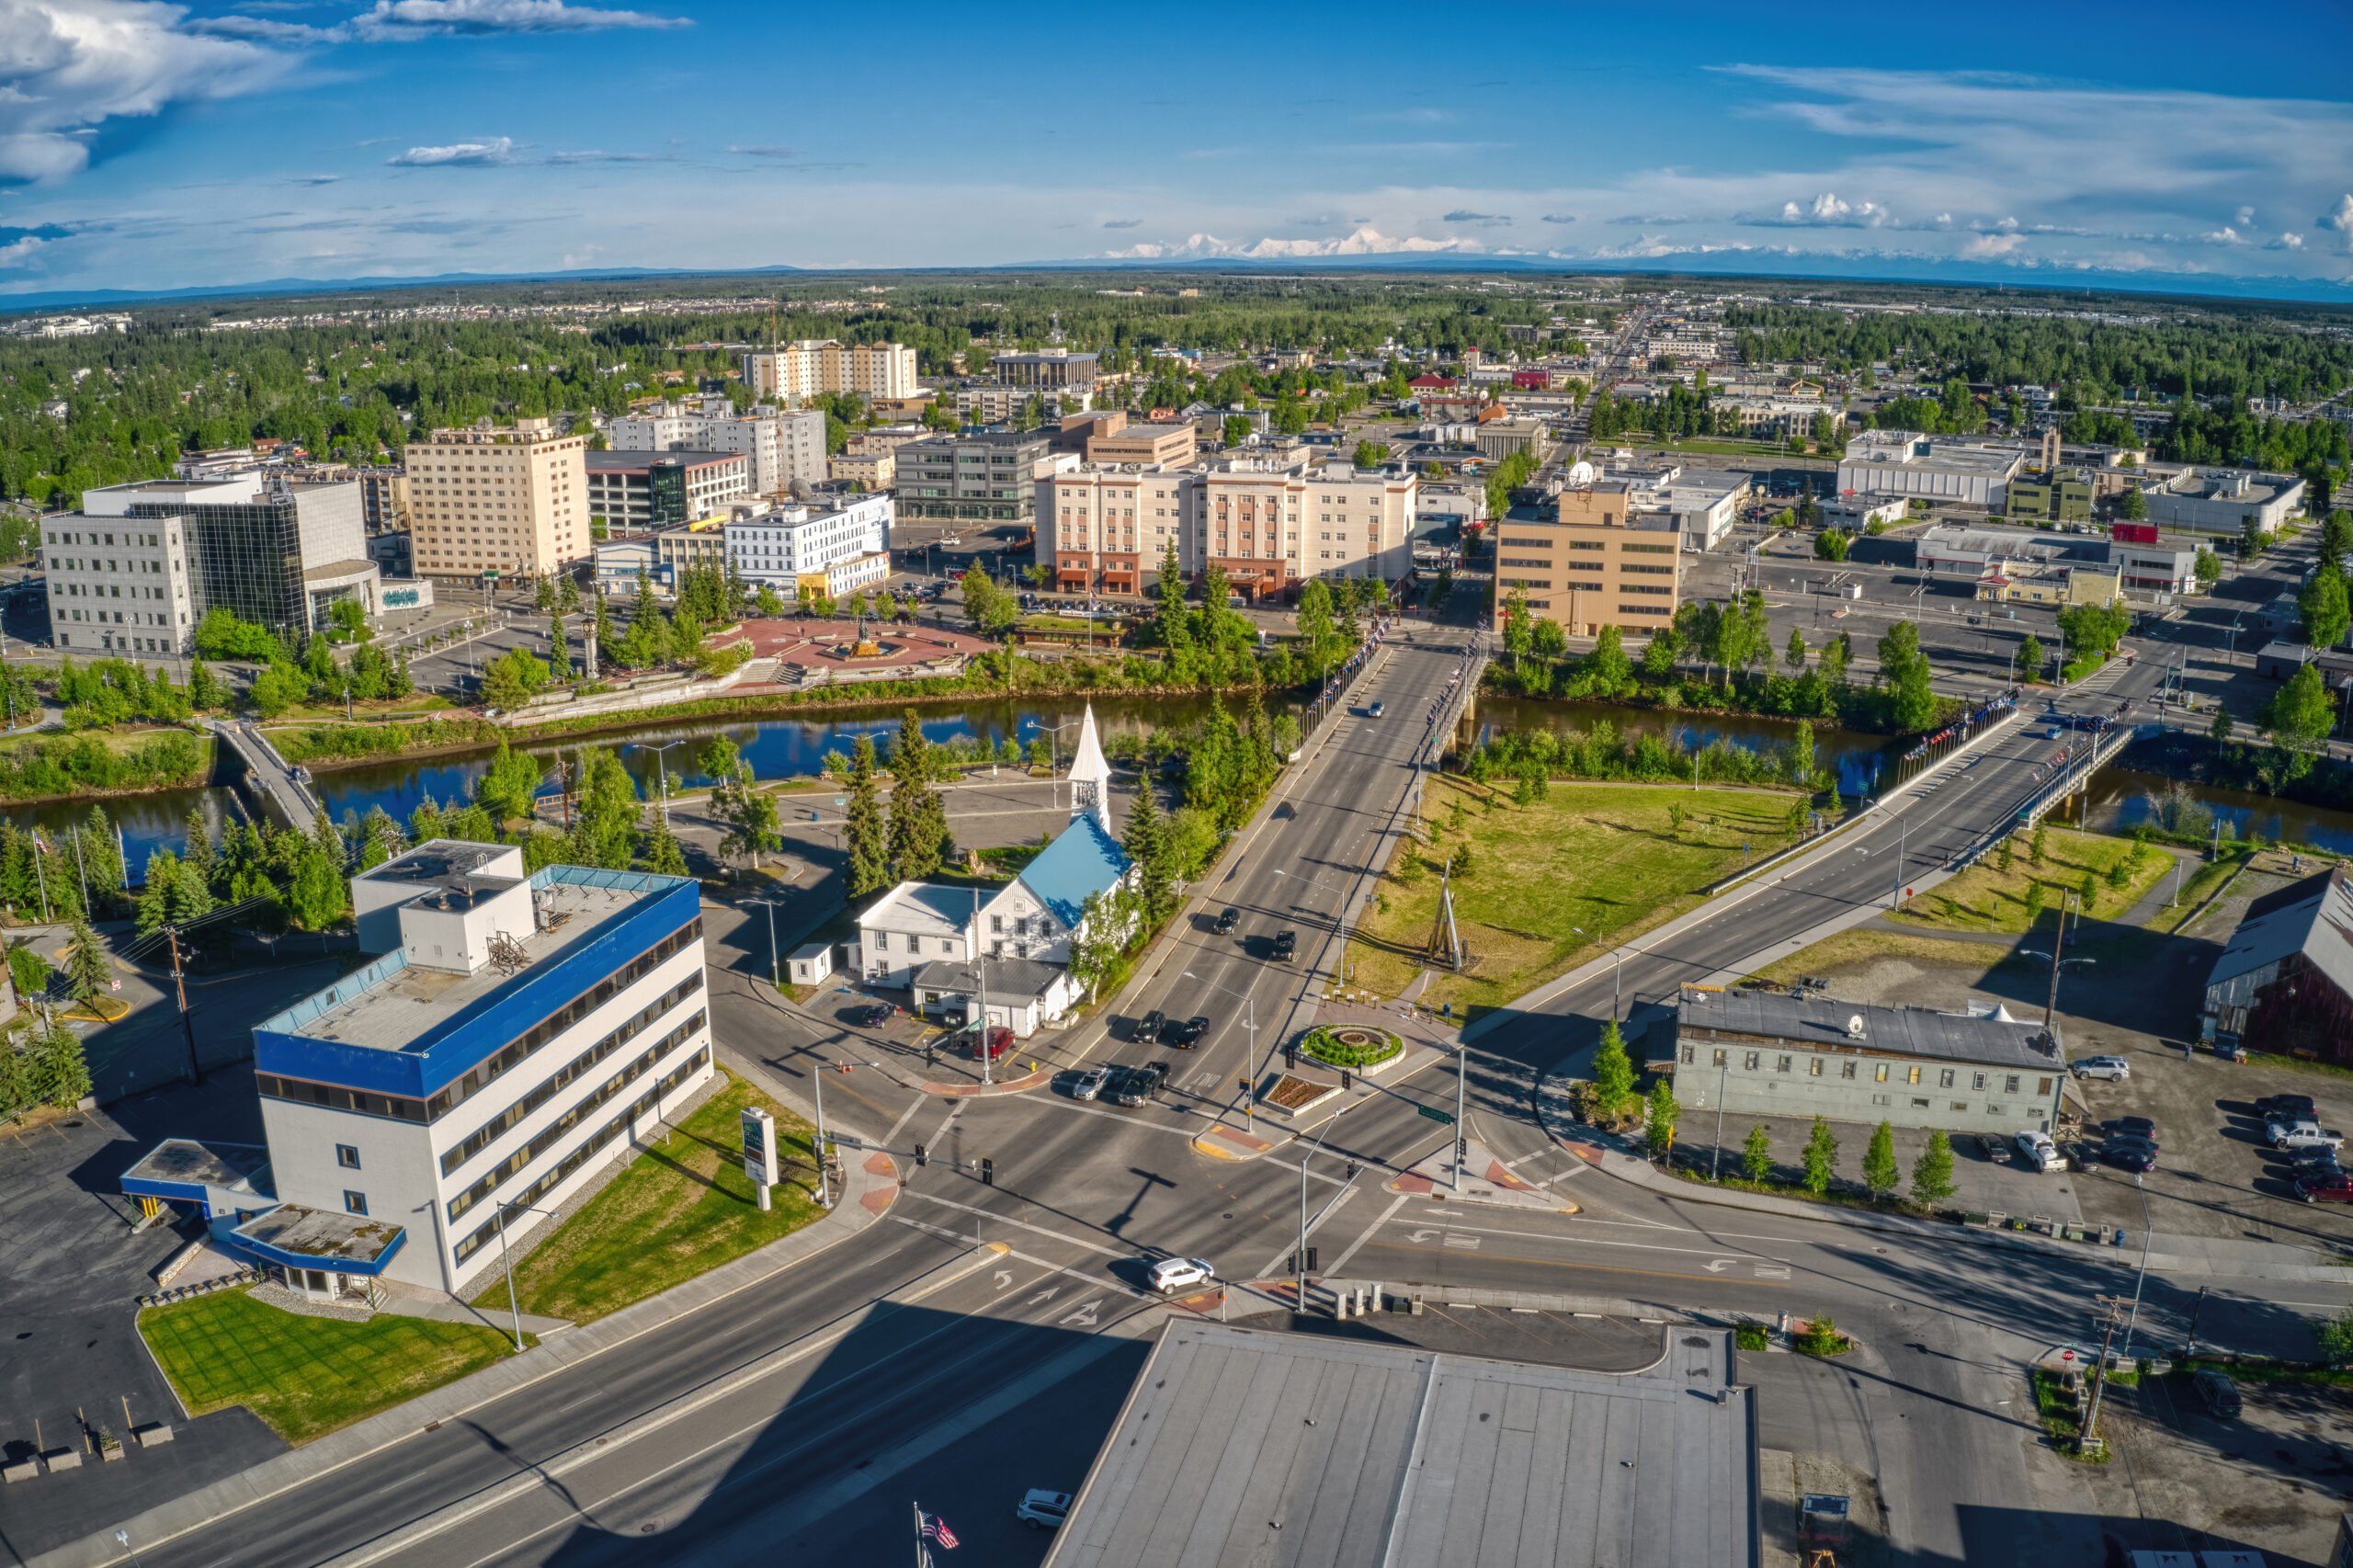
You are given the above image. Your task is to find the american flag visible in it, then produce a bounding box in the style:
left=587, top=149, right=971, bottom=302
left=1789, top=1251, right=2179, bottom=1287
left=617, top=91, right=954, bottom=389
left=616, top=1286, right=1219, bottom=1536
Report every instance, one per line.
left=922, top=1513, right=960, bottom=1549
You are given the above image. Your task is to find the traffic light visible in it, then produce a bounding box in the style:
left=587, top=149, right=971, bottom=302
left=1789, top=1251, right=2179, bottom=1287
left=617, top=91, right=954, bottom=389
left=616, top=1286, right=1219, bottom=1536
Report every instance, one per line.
left=980, top=1157, right=995, bottom=1187
left=1283, top=1044, right=1297, bottom=1069
left=914, top=1143, right=927, bottom=1168
left=1344, top=1161, right=1359, bottom=1182
left=1340, top=1070, right=1353, bottom=1090
left=1456, top=1136, right=1468, bottom=1160
left=1238, top=1076, right=1251, bottom=1093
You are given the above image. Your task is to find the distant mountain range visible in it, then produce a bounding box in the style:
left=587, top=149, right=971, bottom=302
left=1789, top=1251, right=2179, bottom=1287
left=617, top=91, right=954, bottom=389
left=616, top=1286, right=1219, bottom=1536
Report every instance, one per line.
left=0, top=253, right=2346, bottom=316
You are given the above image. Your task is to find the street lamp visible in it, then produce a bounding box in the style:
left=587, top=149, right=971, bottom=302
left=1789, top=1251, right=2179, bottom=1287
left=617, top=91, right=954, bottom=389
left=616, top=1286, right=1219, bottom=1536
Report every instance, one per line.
left=1036, top=717, right=1084, bottom=811
left=2018, top=946, right=2095, bottom=1029
left=644, top=739, right=687, bottom=826
left=745, top=896, right=785, bottom=988
left=492, top=1199, right=559, bottom=1352
left=2120, top=1172, right=2154, bottom=1363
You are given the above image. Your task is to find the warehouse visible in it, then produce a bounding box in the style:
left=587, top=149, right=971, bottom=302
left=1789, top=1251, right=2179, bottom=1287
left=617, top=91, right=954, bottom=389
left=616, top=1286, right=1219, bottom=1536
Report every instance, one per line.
left=1664, top=985, right=2065, bottom=1137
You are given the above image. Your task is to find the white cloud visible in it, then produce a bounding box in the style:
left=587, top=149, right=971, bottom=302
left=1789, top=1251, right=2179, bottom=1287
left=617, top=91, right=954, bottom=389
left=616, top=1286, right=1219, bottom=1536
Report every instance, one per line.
left=2269, top=232, right=2305, bottom=251
left=0, top=234, right=51, bottom=266
left=388, top=138, right=516, bottom=165
left=1747, top=191, right=1899, bottom=228
left=348, top=0, right=688, bottom=38
left=2324, top=194, right=2353, bottom=247
left=1106, top=225, right=1471, bottom=260
left=2236, top=206, right=2256, bottom=226
left=2198, top=226, right=2247, bottom=245
left=1961, top=233, right=2028, bottom=258
left=0, top=0, right=293, bottom=180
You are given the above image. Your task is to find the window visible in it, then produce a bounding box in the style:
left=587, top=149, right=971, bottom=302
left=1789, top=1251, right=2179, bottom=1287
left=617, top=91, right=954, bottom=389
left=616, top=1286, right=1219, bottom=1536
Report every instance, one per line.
left=1938, top=1069, right=1956, bottom=1089
left=1744, top=1051, right=1759, bottom=1071
left=1681, top=1045, right=1695, bottom=1065
left=2006, top=1075, right=2021, bottom=1094
left=1810, top=1058, right=1824, bottom=1077
left=336, top=1144, right=360, bottom=1170
left=872, top=932, right=888, bottom=951
left=1906, top=1065, right=1922, bottom=1085
left=1870, top=1094, right=1891, bottom=1106
left=1841, top=1061, right=1857, bottom=1080
left=1951, top=1100, right=1970, bottom=1112
left=344, top=1191, right=368, bottom=1216
left=1972, top=1073, right=1987, bottom=1091
left=1911, top=1096, right=1930, bottom=1108
left=1711, top=1048, right=1727, bottom=1068
left=2037, top=1076, right=2054, bottom=1096
left=1776, top=1054, right=1791, bottom=1073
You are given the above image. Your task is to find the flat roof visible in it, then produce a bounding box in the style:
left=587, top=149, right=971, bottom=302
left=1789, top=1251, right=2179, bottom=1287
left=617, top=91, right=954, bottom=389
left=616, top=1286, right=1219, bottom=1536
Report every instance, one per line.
left=120, top=1138, right=271, bottom=1193
left=267, top=871, right=667, bottom=1054
left=1043, top=1322, right=1757, bottom=1568
left=585, top=449, right=743, bottom=471
left=1676, top=985, right=2063, bottom=1071
left=233, top=1204, right=404, bottom=1267
left=362, top=842, right=512, bottom=890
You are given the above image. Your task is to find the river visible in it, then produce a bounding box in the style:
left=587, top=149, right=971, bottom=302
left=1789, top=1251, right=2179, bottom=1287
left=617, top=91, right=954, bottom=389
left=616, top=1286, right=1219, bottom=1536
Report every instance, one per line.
left=17, top=692, right=1288, bottom=875
left=1474, top=695, right=1902, bottom=796
left=2085, top=767, right=2353, bottom=857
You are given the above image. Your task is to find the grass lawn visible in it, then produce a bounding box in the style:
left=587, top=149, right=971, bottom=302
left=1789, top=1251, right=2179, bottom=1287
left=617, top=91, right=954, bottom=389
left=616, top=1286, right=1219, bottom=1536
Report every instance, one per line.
left=1748, top=926, right=2010, bottom=987
left=473, top=1071, right=826, bottom=1324
left=2155, top=845, right=2256, bottom=933
left=1884, top=824, right=2174, bottom=936
left=1349, top=778, right=1800, bottom=1023
left=141, top=1287, right=524, bottom=1445
left=275, top=694, right=456, bottom=722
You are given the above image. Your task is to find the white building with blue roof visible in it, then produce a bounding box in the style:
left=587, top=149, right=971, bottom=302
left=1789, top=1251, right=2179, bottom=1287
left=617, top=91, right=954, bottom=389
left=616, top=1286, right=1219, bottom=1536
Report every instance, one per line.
left=855, top=705, right=1132, bottom=1017
left=217, top=841, right=711, bottom=1300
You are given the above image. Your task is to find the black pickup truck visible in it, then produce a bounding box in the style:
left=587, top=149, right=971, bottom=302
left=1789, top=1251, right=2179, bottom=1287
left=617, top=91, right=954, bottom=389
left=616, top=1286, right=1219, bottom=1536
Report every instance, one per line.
left=1107, top=1062, right=1170, bottom=1108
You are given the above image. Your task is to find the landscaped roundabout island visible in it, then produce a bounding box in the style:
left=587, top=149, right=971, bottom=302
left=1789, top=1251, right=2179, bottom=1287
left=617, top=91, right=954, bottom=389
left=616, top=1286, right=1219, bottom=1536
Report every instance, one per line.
left=1298, top=1024, right=1404, bottom=1071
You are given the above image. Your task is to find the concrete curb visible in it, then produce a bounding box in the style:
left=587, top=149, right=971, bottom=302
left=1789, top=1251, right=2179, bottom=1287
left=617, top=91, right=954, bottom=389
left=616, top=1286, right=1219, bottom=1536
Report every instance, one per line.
left=34, top=1143, right=905, bottom=1568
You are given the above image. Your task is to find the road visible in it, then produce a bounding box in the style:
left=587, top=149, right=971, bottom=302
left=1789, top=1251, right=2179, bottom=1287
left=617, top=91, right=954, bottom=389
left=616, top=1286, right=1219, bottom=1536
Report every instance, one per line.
left=46, top=584, right=2353, bottom=1568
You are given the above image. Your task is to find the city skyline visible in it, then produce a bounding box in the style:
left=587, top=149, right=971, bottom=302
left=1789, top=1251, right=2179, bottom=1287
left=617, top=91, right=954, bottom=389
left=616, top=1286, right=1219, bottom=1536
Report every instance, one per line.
left=0, top=0, right=2349, bottom=302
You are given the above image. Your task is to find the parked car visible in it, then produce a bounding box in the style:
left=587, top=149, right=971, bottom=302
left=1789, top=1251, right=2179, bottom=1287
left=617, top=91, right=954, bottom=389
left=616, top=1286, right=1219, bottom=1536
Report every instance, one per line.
left=1134, top=1009, right=1165, bottom=1044
left=1974, top=1132, right=2013, bottom=1164
left=2109, top=1116, right=2158, bottom=1141
left=2193, top=1369, right=2242, bottom=1418
left=1169, top=1016, right=1209, bottom=1048
left=2072, top=1056, right=2131, bottom=1082
left=851, top=1003, right=894, bottom=1028
left=2286, top=1144, right=2343, bottom=1172
left=1367, top=700, right=1384, bottom=718
left=968, top=1024, right=1016, bottom=1062
left=1272, top=930, right=1298, bottom=962
left=1015, top=1489, right=1072, bottom=1530
left=1108, top=1062, right=1169, bottom=1108
left=1071, top=1065, right=1110, bottom=1102
left=2268, top=1120, right=2346, bottom=1151
left=2097, top=1142, right=2158, bottom=1172
left=2259, top=1094, right=2319, bottom=1120
left=1147, top=1256, right=1215, bottom=1294
left=2016, top=1130, right=2065, bottom=1172
left=1215, top=907, right=1240, bottom=935
left=2297, top=1172, right=2353, bottom=1204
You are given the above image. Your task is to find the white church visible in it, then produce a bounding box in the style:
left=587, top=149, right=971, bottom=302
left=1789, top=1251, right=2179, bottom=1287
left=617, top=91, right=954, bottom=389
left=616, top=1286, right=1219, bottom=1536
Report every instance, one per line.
left=853, top=705, right=1135, bottom=1038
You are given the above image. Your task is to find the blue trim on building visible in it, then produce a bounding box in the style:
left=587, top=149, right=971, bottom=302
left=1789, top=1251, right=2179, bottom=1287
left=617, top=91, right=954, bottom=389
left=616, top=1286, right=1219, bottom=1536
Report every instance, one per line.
left=254, top=869, right=700, bottom=1100
left=233, top=1221, right=408, bottom=1277
left=120, top=1176, right=212, bottom=1205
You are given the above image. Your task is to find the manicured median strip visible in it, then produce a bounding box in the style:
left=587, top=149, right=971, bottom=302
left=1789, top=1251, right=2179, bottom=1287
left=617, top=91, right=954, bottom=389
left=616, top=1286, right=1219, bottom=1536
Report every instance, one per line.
left=140, top=1288, right=527, bottom=1446
left=473, top=1071, right=826, bottom=1325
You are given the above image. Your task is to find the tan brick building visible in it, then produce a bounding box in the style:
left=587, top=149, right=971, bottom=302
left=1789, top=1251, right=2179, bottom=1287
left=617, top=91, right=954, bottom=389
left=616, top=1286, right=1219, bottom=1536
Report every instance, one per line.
left=1086, top=422, right=1198, bottom=467
left=741, top=340, right=921, bottom=403
left=1492, top=481, right=1682, bottom=636
left=404, top=417, right=590, bottom=581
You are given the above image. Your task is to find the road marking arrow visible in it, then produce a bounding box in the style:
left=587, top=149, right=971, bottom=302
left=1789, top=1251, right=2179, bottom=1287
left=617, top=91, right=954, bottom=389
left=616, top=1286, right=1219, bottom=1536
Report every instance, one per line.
left=994, top=1270, right=1014, bottom=1290
left=1060, top=1299, right=1102, bottom=1327
left=1406, top=1228, right=1439, bottom=1244
left=1703, top=1259, right=1735, bottom=1273
left=1027, top=1286, right=1060, bottom=1305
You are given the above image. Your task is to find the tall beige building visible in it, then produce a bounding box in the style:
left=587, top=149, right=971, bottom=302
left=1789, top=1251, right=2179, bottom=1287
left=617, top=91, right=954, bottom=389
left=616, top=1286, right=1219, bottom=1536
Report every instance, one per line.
left=1492, top=481, right=1682, bottom=637
left=741, top=340, right=921, bottom=404
left=404, top=417, right=590, bottom=580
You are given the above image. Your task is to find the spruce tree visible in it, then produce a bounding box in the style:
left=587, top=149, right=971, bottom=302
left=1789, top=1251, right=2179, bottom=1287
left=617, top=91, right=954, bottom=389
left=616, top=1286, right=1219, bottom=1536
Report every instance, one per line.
left=1123, top=781, right=1173, bottom=926
left=642, top=812, right=689, bottom=877
left=1910, top=1130, right=1958, bottom=1205
left=1862, top=1120, right=1900, bottom=1198
left=845, top=733, right=889, bottom=897
left=63, top=920, right=113, bottom=1006
left=182, top=808, right=216, bottom=890
left=886, top=711, right=946, bottom=882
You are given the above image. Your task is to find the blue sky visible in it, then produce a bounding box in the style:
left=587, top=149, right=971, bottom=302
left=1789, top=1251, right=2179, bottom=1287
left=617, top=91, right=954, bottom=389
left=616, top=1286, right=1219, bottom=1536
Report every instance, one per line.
left=3, top=0, right=2351, bottom=301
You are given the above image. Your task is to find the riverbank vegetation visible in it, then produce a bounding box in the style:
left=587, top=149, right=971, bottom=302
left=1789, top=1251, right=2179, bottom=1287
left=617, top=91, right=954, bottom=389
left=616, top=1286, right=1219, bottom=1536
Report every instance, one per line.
left=1882, top=823, right=2176, bottom=936
left=1466, top=713, right=1828, bottom=794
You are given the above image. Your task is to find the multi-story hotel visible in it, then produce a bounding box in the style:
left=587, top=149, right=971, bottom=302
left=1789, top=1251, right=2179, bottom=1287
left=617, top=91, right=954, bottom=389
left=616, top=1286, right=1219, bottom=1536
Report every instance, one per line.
left=237, top=841, right=712, bottom=1298
left=741, top=340, right=921, bottom=404
left=1492, top=480, right=1683, bottom=636
left=608, top=398, right=826, bottom=495
left=1040, top=452, right=1415, bottom=601
left=404, top=417, right=591, bottom=581
left=723, top=493, right=892, bottom=598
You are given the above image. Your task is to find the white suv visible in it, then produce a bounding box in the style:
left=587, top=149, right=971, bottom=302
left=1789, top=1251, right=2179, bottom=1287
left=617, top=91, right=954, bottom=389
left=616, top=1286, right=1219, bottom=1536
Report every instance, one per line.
left=2071, top=1056, right=2131, bottom=1082
left=1016, top=1489, right=1072, bottom=1530
left=1148, top=1256, right=1215, bottom=1294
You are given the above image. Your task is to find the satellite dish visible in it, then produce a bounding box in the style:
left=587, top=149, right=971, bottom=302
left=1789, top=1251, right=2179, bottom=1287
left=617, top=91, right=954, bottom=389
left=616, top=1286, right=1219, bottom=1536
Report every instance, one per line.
left=1846, top=1014, right=1866, bottom=1039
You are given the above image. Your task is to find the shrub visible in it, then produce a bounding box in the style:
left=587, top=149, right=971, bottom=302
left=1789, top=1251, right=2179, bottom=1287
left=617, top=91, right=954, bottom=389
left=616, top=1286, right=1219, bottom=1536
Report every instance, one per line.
left=1299, top=1026, right=1403, bottom=1070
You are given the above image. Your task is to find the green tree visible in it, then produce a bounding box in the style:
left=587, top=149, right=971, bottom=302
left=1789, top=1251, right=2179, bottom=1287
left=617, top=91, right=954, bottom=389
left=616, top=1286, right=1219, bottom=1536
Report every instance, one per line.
left=1742, top=1123, right=1774, bottom=1183
left=844, top=733, right=890, bottom=898
left=642, top=812, right=689, bottom=877
left=566, top=748, right=642, bottom=869
left=1583, top=624, right=1631, bottom=689
left=1784, top=627, right=1807, bottom=674
left=479, top=646, right=551, bottom=710
left=1502, top=585, right=1534, bottom=667
left=2259, top=662, right=2336, bottom=775
left=1789, top=720, right=1817, bottom=787
left=476, top=741, right=545, bottom=826
left=2194, top=546, right=2222, bottom=587
left=1802, top=1115, right=1839, bottom=1195
left=192, top=607, right=284, bottom=663
left=1643, top=1077, right=1679, bottom=1161
left=1910, top=1130, right=1957, bottom=1205
left=1998, top=835, right=2015, bottom=872
left=2017, top=633, right=2045, bottom=682
left=1122, top=780, right=1176, bottom=928
left=1862, top=1120, right=1899, bottom=1199
left=2318, top=1305, right=2353, bottom=1368
left=187, top=659, right=223, bottom=710
left=2030, top=822, right=2047, bottom=865
left=2211, top=706, right=2234, bottom=747
left=1589, top=1020, right=1636, bottom=1123
left=886, top=710, right=949, bottom=881
left=2118, top=484, right=2147, bottom=521
left=1876, top=619, right=1939, bottom=731
left=1351, top=439, right=1391, bottom=468
left=1813, top=528, right=1849, bottom=562
left=2299, top=565, right=2349, bottom=649
left=2023, top=880, right=2046, bottom=927
left=33, top=1017, right=90, bottom=1107
left=63, top=919, right=113, bottom=1006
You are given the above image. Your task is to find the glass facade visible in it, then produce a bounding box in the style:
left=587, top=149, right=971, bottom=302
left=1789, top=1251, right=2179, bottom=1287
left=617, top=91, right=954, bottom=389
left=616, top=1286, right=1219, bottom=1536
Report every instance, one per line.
left=132, top=497, right=308, bottom=639
left=648, top=460, right=688, bottom=528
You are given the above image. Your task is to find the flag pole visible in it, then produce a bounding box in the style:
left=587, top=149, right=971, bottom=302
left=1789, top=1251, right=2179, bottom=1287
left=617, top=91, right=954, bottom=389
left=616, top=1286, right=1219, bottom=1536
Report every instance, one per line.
left=914, top=1501, right=924, bottom=1568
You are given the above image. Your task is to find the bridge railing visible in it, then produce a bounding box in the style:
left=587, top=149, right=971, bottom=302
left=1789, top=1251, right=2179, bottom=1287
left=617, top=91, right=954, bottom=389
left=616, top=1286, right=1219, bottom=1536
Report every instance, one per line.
left=1944, top=722, right=2146, bottom=874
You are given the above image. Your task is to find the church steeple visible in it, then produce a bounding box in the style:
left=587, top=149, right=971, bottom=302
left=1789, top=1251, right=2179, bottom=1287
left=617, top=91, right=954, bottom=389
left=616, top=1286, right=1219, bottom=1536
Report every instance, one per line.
left=1066, top=703, right=1111, bottom=833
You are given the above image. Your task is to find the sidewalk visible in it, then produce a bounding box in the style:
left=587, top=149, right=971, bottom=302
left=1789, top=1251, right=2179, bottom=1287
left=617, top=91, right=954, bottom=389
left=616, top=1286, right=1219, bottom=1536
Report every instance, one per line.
left=1388, top=1135, right=1580, bottom=1212
left=32, top=1137, right=906, bottom=1568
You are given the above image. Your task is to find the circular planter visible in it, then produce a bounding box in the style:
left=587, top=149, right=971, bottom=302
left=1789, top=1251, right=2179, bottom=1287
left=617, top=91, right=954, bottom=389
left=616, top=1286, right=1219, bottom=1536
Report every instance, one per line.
left=1300, top=1025, right=1404, bottom=1070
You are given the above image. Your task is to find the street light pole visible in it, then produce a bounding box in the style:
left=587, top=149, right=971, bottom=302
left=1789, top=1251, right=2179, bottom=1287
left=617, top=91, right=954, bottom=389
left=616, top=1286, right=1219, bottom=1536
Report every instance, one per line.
left=646, top=739, right=685, bottom=826
left=1454, top=1041, right=1468, bottom=1189
left=493, top=1199, right=555, bottom=1352
left=2120, top=1174, right=2154, bottom=1362
left=745, top=897, right=781, bottom=988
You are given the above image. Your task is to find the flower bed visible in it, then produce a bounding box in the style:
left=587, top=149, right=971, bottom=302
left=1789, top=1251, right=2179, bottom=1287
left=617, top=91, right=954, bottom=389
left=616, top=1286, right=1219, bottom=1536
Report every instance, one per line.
left=1299, top=1025, right=1403, bottom=1070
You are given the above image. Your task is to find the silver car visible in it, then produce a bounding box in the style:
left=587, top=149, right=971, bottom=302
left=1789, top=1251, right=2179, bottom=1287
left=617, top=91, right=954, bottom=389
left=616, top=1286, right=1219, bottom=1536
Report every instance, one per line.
left=1072, top=1065, right=1110, bottom=1102
left=2071, top=1055, right=2131, bottom=1082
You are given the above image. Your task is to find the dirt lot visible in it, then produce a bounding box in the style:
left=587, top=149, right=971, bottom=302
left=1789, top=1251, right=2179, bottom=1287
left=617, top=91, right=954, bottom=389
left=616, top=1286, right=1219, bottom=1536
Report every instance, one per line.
left=1759, top=850, right=2353, bottom=1261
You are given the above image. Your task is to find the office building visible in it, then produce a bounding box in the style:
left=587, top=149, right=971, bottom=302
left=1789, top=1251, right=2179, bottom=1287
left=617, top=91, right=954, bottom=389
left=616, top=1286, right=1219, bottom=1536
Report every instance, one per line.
left=2134, top=467, right=2306, bottom=537
left=895, top=428, right=1054, bottom=526
left=62, top=470, right=380, bottom=651
left=1491, top=479, right=1682, bottom=635
left=1085, top=422, right=1197, bottom=467
left=653, top=524, right=728, bottom=578
left=955, top=382, right=1093, bottom=426
left=990, top=349, right=1099, bottom=389
left=741, top=340, right=921, bottom=403
left=1665, top=983, right=2065, bottom=1138
left=1040, top=1322, right=1758, bottom=1568
left=585, top=450, right=752, bottom=531
left=2006, top=468, right=2095, bottom=522
left=608, top=399, right=825, bottom=494
left=405, top=418, right=592, bottom=581
left=592, top=537, right=667, bottom=597
left=828, top=449, right=896, bottom=489
left=1837, top=430, right=2023, bottom=510
left=237, top=841, right=712, bottom=1298
left=1973, top=561, right=2121, bottom=607
left=358, top=468, right=408, bottom=530
left=723, top=493, right=892, bottom=597
left=1476, top=417, right=1551, bottom=460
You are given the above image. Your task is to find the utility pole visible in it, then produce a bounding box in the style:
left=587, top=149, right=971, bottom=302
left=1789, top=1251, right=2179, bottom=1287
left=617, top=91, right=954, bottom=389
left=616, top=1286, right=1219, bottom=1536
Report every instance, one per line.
left=2078, top=1295, right=2132, bottom=1455
left=165, top=926, right=201, bottom=1085
left=2043, top=894, right=2072, bottom=1028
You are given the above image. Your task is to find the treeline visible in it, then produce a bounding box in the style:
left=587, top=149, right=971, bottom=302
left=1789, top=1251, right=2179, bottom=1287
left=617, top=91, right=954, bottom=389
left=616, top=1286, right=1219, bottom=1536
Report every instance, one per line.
left=1467, top=715, right=1825, bottom=794
left=0, top=729, right=208, bottom=801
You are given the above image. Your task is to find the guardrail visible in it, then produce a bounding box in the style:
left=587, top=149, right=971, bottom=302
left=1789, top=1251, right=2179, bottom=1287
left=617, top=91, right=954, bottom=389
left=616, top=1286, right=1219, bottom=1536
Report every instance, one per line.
left=1945, top=721, right=2147, bottom=874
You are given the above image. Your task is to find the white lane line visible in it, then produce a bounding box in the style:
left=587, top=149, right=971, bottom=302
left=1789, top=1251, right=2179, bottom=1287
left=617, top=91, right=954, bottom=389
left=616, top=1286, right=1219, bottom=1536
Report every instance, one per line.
left=880, top=1094, right=926, bottom=1152
left=1319, top=1192, right=1410, bottom=1279
left=897, top=1187, right=1129, bottom=1259
left=1408, top=1214, right=1784, bottom=1264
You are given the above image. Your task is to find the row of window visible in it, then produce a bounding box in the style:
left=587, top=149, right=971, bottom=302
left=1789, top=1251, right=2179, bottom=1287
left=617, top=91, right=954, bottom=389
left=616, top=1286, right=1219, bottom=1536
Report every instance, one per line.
left=450, top=1045, right=710, bottom=1266
left=439, top=971, right=706, bottom=1178
left=1684, top=1043, right=2053, bottom=1098
left=424, top=917, right=702, bottom=1121
left=448, top=1010, right=707, bottom=1226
